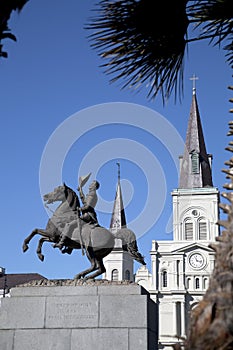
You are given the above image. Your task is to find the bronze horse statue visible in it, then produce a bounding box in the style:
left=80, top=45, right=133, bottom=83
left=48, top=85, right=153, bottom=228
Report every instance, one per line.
left=22, top=183, right=146, bottom=279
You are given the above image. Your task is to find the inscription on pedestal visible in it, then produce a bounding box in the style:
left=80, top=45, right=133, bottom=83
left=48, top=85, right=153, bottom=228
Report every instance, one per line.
left=45, top=296, right=99, bottom=328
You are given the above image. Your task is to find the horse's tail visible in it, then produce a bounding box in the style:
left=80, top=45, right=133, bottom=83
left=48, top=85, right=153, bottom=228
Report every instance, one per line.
left=115, top=228, right=146, bottom=265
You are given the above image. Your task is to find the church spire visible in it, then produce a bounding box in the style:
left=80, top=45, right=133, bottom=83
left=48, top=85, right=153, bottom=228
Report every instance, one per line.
left=179, top=86, right=213, bottom=188
left=110, top=162, right=127, bottom=233
left=190, top=74, right=199, bottom=96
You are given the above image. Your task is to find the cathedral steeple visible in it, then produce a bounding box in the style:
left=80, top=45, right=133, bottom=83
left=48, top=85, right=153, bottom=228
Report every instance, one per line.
left=172, top=84, right=219, bottom=242
left=179, top=88, right=213, bottom=188
left=110, top=162, right=127, bottom=233
left=103, top=163, right=134, bottom=281
left=136, top=82, right=220, bottom=349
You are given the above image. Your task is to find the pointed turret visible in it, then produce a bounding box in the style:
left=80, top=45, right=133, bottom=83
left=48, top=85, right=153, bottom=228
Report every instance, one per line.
left=110, top=162, right=127, bottom=233
left=103, top=163, right=134, bottom=281
left=179, top=88, right=213, bottom=188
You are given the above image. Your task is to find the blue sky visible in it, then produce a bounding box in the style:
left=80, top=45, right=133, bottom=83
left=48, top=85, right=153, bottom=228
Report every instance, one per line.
left=0, top=0, right=232, bottom=279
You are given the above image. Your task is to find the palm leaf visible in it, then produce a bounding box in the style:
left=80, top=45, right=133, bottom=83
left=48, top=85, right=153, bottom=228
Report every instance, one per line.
left=87, top=0, right=189, bottom=102
left=88, top=0, right=233, bottom=101
left=224, top=38, right=233, bottom=66
left=0, top=0, right=29, bottom=58
left=187, top=1, right=233, bottom=44
left=187, top=0, right=233, bottom=72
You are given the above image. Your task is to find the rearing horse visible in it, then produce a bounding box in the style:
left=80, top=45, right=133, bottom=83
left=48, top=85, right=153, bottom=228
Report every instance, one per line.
left=22, top=184, right=145, bottom=279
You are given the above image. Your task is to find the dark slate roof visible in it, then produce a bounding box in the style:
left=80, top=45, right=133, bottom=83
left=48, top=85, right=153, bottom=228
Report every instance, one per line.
left=110, top=169, right=127, bottom=233
left=179, top=90, right=213, bottom=188
left=0, top=273, right=45, bottom=291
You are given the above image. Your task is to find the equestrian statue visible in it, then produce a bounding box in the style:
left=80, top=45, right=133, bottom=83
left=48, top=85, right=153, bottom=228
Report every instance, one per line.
left=22, top=174, right=146, bottom=279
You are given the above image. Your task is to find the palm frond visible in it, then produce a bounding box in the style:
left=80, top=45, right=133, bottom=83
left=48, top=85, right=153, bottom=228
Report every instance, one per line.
left=87, top=0, right=189, bottom=102
left=224, top=38, right=233, bottom=66
left=87, top=0, right=233, bottom=101
left=0, top=0, right=29, bottom=58
left=187, top=0, right=233, bottom=59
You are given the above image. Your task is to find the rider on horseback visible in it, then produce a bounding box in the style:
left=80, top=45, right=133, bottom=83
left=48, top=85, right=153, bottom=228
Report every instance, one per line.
left=23, top=180, right=146, bottom=279
left=54, top=180, right=100, bottom=250
left=78, top=180, right=99, bottom=224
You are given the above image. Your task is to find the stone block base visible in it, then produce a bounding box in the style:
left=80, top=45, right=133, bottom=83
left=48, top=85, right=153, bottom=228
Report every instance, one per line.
left=0, top=280, right=158, bottom=350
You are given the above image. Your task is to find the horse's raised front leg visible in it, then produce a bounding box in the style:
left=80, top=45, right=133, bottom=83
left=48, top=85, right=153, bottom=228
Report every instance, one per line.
left=37, top=237, right=51, bottom=261
left=22, top=228, right=48, bottom=252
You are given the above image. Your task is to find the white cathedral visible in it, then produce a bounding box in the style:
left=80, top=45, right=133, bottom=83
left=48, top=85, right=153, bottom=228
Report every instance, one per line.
left=103, top=88, right=220, bottom=349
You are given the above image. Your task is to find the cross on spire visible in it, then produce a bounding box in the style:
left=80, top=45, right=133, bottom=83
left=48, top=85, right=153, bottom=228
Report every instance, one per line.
left=190, top=74, right=199, bottom=95
left=117, top=162, right=120, bottom=183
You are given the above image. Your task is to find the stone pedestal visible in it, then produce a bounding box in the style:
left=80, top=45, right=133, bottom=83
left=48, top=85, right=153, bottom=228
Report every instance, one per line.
left=0, top=280, right=158, bottom=350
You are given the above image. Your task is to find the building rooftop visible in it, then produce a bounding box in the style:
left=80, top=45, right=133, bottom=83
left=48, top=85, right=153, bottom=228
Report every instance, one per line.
left=0, top=273, right=45, bottom=292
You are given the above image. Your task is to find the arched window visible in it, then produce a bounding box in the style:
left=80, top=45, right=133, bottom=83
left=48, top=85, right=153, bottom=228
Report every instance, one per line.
left=184, top=220, right=193, bottom=240
left=111, top=269, right=119, bottom=281
left=198, top=219, right=207, bottom=240
left=124, top=269, right=130, bottom=281
left=186, top=277, right=191, bottom=290
left=195, top=278, right=200, bottom=289
left=176, top=260, right=180, bottom=287
left=204, top=278, right=209, bottom=290
left=162, top=270, right=167, bottom=288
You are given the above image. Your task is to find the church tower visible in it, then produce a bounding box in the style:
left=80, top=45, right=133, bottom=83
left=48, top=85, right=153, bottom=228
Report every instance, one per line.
left=102, top=163, right=134, bottom=281
left=136, top=85, right=220, bottom=349
left=173, top=86, right=219, bottom=244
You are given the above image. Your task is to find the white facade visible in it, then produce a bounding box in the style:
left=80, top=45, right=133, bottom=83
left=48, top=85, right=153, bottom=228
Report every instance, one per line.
left=135, top=90, right=220, bottom=349
left=135, top=187, right=219, bottom=349
left=102, top=242, right=134, bottom=281
left=172, top=187, right=219, bottom=242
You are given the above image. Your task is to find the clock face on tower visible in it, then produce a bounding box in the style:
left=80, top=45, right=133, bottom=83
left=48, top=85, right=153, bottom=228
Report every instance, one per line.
left=189, top=253, right=205, bottom=269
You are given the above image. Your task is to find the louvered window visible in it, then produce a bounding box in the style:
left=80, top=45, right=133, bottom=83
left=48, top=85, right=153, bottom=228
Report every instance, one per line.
left=191, top=151, right=199, bottom=174
left=199, top=220, right=207, bottom=240
left=185, top=222, right=193, bottom=240
left=111, top=269, right=119, bottom=281
left=195, top=278, right=200, bottom=289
